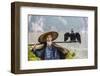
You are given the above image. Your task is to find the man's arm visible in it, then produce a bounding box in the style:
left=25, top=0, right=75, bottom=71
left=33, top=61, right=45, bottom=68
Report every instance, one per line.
left=31, top=44, right=44, bottom=58
left=53, top=43, right=69, bottom=54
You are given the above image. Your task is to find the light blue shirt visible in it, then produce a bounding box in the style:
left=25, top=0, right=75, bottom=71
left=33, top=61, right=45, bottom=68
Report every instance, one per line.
left=44, top=45, right=60, bottom=60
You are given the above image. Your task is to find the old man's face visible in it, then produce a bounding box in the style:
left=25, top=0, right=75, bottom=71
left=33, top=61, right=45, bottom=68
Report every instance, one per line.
left=46, top=35, right=53, bottom=42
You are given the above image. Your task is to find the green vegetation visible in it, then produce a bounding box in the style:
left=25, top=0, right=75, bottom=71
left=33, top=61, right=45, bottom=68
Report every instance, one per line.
left=28, top=46, right=40, bottom=61
left=66, top=50, right=76, bottom=59
left=28, top=45, right=76, bottom=61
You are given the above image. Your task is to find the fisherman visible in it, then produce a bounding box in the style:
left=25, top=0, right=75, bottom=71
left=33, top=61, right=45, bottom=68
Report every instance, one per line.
left=32, top=31, right=69, bottom=60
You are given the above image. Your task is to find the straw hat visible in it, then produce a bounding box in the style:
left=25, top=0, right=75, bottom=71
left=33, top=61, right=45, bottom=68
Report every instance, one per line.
left=38, top=31, right=58, bottom=43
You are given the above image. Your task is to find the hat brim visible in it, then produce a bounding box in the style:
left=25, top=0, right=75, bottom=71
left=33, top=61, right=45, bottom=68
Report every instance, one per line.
left=38, top=31, right=58, bottom=43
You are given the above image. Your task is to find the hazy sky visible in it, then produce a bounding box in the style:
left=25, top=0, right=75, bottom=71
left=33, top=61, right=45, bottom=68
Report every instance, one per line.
left=28, top=15, right=88, bottom=33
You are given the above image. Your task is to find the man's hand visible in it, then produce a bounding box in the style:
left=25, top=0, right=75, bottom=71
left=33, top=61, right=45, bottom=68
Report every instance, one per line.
left=31, top=44, right=37, bottom=52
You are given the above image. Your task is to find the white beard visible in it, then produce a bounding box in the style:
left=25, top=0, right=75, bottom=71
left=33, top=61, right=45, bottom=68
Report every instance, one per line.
left=47, top=41, right=52, bottom=46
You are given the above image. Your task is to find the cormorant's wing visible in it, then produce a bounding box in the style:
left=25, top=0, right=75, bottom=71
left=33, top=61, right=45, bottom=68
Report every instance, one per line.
left=76, top=33, right=81, bottom=43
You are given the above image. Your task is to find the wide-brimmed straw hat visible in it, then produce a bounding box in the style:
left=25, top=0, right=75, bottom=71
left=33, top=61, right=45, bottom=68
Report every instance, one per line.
left=38, top=31, right=58, bottom=43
